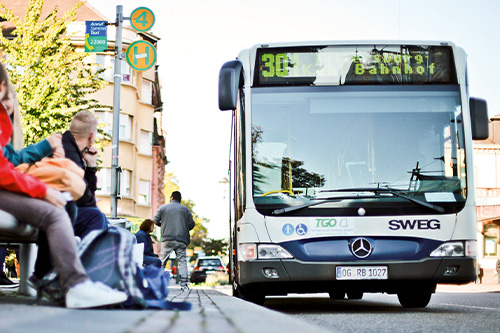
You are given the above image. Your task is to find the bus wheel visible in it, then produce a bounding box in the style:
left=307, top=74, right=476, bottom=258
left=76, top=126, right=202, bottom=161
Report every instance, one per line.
left=397, top=292, right=432, bottom=308
left=346, top=291, right=363, bottom=300
left=233, top=283, right=265, bottom=305
left=328, top=291, right=345, bottom=300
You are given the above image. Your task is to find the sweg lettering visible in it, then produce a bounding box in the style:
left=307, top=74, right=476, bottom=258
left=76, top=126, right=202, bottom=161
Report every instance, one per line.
left=316, top=218, right=337, bottom=227
left=388, top=219, right=440, bottom=230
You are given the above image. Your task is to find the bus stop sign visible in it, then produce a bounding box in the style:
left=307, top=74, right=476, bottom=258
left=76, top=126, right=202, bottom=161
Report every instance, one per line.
left=130, top=7, right=155, bottom=32
left=126, top=40, right=157, bottom=71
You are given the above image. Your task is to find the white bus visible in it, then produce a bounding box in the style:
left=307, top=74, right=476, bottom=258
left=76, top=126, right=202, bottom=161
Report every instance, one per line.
left=218, top=41, right=489, bottom=308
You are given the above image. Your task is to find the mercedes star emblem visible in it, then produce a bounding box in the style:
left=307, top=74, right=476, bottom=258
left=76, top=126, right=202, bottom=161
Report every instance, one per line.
left=351, top=238, right=372, bottom=258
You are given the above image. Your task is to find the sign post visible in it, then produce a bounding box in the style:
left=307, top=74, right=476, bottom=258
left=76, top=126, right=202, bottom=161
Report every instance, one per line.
left=108, top=6, right=156, bottom=219
left=110, top=6, right=124, bottom=219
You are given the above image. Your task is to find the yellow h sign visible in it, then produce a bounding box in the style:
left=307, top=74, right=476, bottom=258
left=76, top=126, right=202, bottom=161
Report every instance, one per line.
left=126, top=40, right=157, bottom=71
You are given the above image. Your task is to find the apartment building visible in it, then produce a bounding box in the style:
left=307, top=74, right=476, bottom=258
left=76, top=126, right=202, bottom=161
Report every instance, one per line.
left=1, top=0, right=167, bottom=224
left=474, top=115, right=500, bottom=282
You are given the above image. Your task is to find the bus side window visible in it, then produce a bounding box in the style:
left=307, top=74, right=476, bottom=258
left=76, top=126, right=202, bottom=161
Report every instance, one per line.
left=235, top=88, right=246, bottom=220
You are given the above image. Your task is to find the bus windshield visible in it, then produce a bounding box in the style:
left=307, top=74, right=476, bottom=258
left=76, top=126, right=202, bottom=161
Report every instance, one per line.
left=251, top=85, right=466, bottom=216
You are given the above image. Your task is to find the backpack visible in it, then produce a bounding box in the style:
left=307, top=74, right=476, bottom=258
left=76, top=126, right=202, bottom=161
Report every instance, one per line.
left=41, top=226, right=191, bottom=310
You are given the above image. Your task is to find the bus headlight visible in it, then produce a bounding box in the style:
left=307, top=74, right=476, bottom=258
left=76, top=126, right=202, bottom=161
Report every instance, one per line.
left=239, top=244, right=257, bottom=261
left=430, top=240, right=477, bottom=257
left=257, top=244, right=294, bottom=260
left=238, top=244, right=294, bottom=261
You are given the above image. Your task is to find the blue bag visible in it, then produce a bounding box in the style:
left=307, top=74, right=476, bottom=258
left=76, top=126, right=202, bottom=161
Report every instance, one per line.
left=128, top=265, right=191, bottom=310
left=47, top=226, right=191, bottom=310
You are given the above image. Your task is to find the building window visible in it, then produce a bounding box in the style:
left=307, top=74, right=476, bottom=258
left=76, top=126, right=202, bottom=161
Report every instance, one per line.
left=119, top=113, right=133, bottom=141
left=96, top=168, right=111, bottom=194
left=96, top=54, right=133, bottom=84
left=95, top=111, right=132, bottom=141
left=138, top=180, right=151, bottom=205
left=484, top=224, right=498, bottom=257
left=96, top=168, right=130, bottom=197
left=121, top=169, right=131, bottom=197
left=139, top=130, right=152, bottom=155
left=141, top=79, right=153, bottom=104
left=95, top=110, right=113, bottom=136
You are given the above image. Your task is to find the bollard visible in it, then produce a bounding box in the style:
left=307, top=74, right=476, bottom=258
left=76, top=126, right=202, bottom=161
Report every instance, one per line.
left=18, top=243, right=37, bottom=296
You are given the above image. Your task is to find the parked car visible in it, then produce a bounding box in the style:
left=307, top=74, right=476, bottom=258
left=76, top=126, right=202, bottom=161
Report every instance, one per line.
left=190, top=256, right=227, bottom=283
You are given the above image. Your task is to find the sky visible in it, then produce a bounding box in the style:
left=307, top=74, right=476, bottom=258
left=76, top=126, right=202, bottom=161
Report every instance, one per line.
left=86, top=0, right=500, bottom=239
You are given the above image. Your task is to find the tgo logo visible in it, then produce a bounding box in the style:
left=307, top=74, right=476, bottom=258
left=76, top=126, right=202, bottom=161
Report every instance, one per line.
left=316, top=218, right=337, bottom=227
left=388, top=219, right=441, bottom=230
left=316, top=218, right=349, bottom=228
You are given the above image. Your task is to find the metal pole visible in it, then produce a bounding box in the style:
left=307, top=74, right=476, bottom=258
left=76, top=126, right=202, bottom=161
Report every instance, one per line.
left=111, top=5, right=123, bottom=218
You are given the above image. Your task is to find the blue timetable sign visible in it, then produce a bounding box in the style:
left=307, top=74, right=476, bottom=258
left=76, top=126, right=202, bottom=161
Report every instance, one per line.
left=85, top=21, right=107, bottom=52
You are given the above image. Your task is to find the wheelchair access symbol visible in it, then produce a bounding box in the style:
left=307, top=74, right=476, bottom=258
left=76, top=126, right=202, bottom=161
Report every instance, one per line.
left=295, top=223, right=308, bottom=236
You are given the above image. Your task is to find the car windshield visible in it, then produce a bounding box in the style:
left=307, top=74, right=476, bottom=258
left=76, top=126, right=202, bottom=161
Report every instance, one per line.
left=251, top=85, right=466, bottom=216
left=198, top=259, right=222, bottom=267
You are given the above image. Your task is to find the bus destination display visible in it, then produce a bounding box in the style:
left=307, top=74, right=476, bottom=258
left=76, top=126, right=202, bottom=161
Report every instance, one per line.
left=255, top=45, right=457, bottom=86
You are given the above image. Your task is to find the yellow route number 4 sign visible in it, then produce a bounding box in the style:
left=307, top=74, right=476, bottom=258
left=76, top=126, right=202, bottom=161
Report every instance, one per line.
left=130, top=7, right=155, bottom=32
left=126, top=40, right=157, bottom=71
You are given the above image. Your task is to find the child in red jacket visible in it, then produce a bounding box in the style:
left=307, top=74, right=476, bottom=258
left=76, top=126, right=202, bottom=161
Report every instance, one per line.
left=0, top=62, right=126, bottom=309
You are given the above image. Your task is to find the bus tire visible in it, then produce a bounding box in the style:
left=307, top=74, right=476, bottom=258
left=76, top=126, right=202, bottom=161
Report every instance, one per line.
left=328, top=291, right=345, bottom=300
left=397, top=292, right=432, bottom=308
left=233, top=283, right=265, bottom=305
left=346, top=291, right=363, bottom=300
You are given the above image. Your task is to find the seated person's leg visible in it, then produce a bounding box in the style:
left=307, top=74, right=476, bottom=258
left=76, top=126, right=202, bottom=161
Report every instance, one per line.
left=33, top=203, right=78, bottom=282
left=0, top=191, right=127, bottom=308
left=65, top=201, right=78, bottom=226
left=73, top=206, right=108, bottom=239
left=33, top=231, right=52, bottom=280
left=143, top=255, right=162, bottom=268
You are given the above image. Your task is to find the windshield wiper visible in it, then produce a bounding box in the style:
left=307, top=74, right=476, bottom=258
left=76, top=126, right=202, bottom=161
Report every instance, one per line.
left=272, top=187, right=445, bottom=215
left=271, top=194, right=380, bottom=215
left=320, top=187, right=445, bottom=213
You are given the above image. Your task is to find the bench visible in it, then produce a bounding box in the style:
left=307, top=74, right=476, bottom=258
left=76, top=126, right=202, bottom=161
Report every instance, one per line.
left=0, top=209, right=38, bottom=296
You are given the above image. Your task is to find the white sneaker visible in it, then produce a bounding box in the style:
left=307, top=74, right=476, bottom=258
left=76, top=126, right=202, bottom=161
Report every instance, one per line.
left=65, top=280, right=128, bottom=309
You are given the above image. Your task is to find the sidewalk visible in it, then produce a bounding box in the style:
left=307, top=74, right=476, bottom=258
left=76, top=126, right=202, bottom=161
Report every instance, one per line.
left=0, top=284, right=326, bottom=333
left=436, top=281, right=500, bottom=293
left=0, top=281, right=498, bottom=333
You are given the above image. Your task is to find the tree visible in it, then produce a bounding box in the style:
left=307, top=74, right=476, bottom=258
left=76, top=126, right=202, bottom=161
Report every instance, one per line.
left=0, top=0, right=107, bottom=145
left=252, top=125, right=325, bottom=194
left=203, top=238, right=228, bottom=257
left=163, top=171, right=180, bottom=198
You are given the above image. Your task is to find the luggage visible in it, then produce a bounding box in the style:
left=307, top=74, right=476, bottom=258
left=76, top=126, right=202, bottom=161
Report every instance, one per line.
left=41, top=226, right=191, bottom=310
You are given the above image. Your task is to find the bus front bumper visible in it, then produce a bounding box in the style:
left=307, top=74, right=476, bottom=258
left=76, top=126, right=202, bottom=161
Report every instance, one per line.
left=237, top=257, right=476, bottom=295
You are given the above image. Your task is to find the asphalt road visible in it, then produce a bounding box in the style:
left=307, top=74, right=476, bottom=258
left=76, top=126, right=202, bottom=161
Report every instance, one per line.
left=264, top=290, right=500, bottom=332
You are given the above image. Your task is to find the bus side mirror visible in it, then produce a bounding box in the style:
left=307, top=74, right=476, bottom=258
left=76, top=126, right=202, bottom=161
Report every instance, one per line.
left=470, top=97, right=489, bottom=140
left=219, top=60, right=243, bottom=111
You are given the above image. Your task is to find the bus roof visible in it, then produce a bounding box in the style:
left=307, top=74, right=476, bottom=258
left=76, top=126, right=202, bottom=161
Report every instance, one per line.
left=248, top=40, right=457, bottom=50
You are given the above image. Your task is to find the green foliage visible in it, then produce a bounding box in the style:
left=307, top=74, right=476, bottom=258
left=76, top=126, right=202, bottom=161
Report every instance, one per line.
left=5, top=250, right=17, bottom=267
left=0, top=0, right=107, bottom=145
left=188, top=216, right=209, bottom=253
left=202, top=272, right=229, bottom=286
left=203, top=238, right=228, bottom=256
